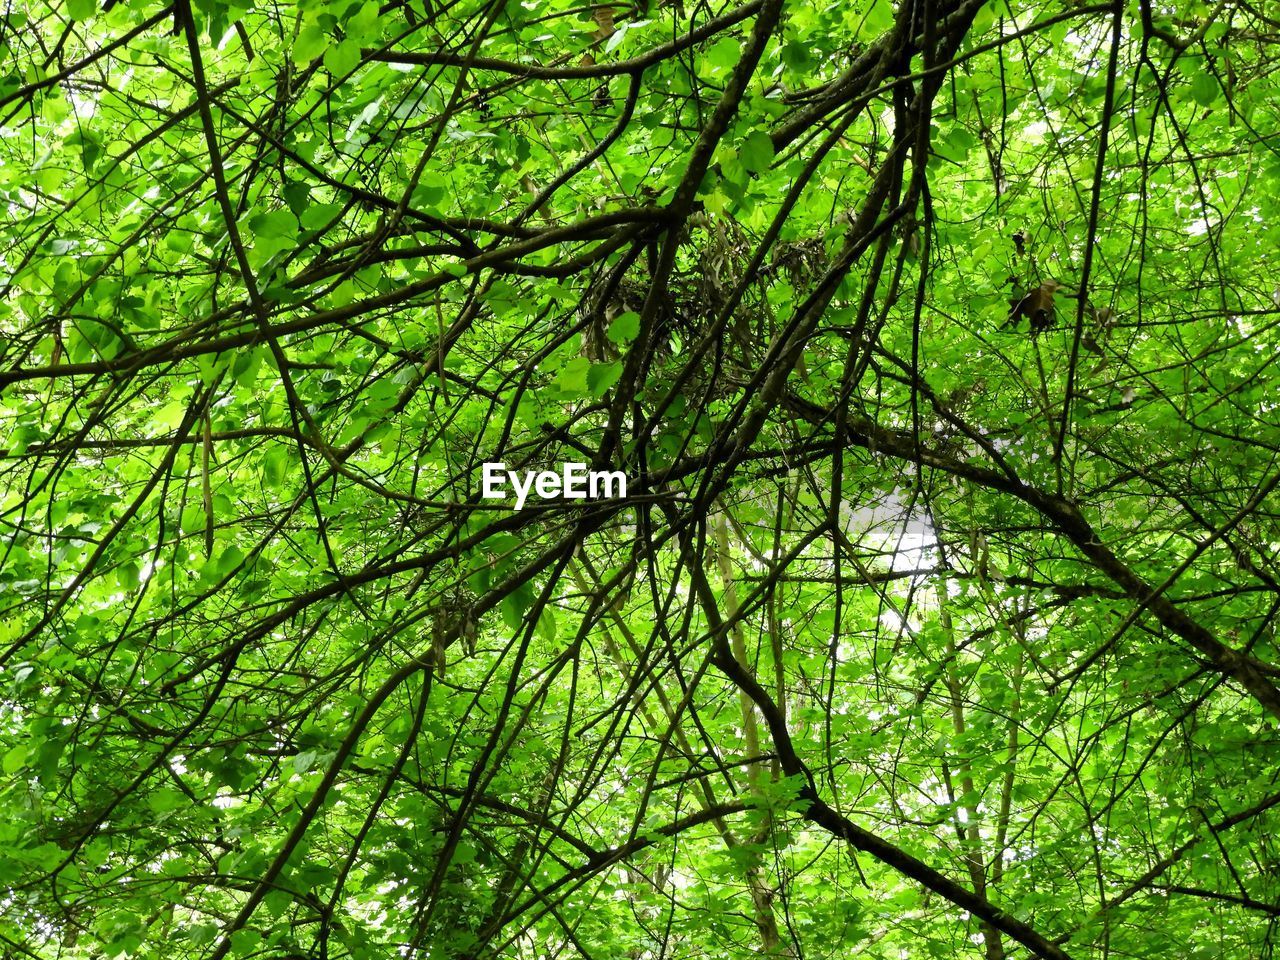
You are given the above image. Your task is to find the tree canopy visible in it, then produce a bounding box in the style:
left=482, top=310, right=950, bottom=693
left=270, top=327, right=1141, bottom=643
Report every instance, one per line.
left=2, top=0, right=1280, bottom=957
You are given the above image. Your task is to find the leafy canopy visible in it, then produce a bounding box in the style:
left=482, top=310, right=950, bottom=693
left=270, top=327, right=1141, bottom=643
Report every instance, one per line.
left=1, top=0, right=1280, bottom=958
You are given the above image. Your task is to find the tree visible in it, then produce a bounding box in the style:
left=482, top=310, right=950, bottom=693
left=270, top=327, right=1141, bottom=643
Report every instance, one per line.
left=1, top=0, right=1279, bottom=957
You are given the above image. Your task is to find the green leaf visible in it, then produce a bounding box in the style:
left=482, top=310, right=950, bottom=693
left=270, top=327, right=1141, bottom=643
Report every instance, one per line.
left=587, top=361, right=622, bottom=397
left=739, top=130, right=775, bottom=174
left=537, top=605, right=557, bottom=641
left=230, top=929, right=262, bottom=956
left=1190, top=70, right=1219, bottom=106
left=501, top=593, right=527, bottom=630
left=859, top=0, right=894, bottom=38
left=117, top=562, right=141, bottom=590
left=604, top=27, right=627, bottom=55
left=557, top=357, right=591, bottom=395
left=606, top=311, right=640, bottom=344
left=248, top=209, right=298, bottom=239
left=300, top=202, right=343, bottom=230
left=218, top=545, right=245, bottom=576
left=705, top=37, right=740, bottom=70
left=324, top=40, right=361, bottom=77
left=293, top=24, right=329, bottom=65
left=148, top=788, right=185, bottom=813
left=66, top=0, right=95, bottom=22
left=282, top=181, right=311, bottom=216
left=2, top=745, right=26, bottom=775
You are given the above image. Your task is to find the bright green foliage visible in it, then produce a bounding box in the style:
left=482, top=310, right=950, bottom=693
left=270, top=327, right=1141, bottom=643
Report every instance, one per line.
left=1, top=0, right=1279, bottom=958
